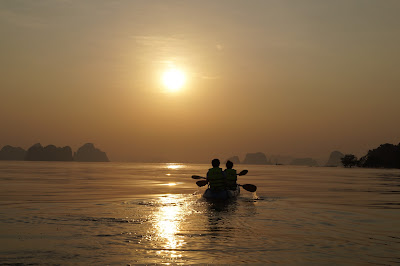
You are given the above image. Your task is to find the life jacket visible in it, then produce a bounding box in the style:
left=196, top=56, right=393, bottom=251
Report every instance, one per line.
left=207, top=167, right=225, bottom=191
left=224, top=168, right=237, bottom=189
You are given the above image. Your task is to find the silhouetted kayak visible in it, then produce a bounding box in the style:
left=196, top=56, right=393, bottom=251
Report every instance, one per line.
left=203, top=186, right=240, bottom=200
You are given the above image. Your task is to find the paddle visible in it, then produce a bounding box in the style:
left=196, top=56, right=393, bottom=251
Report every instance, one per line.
left=196, top=180, right=208, bottom=187
left=238, top=170, right=248, bottom=176
left=192, top=175, right=206, bottom=180
left=196, top=180, right=257, bottom=192
left=239, top=184, right=257, bottom=192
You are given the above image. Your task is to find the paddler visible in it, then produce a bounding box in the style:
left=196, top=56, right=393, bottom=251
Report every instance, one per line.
left=206, top=158, right=226, bottom=191
left=224, top=160, right=237, bottom=190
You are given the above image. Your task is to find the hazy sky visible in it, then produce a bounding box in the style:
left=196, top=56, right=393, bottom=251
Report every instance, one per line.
left=1, top=0, right=399, bottom=162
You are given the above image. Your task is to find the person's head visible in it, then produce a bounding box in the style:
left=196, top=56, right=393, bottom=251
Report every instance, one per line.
left=226, top=160, right=233, bottom=169
left=211, top=158, right=220, bottom=168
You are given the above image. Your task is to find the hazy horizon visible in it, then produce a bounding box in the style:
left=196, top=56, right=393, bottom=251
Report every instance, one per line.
left=0, top=141, right=396, bottom=165
left=1, top=0, right=400, bottom=162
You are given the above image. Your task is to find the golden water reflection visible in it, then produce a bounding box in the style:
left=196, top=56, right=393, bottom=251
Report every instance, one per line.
left=159, top=182, right=179, bottom=186
left=152, top=194, right=190, bottom=259
left=165, top=163, right=185, bottom=170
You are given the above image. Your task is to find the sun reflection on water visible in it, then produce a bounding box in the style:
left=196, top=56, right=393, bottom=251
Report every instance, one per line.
left=151, top=194, right=190, bottom=259
left=159, top=182, right=180, bottom=186
left=165, top=163, right=185, bottom=170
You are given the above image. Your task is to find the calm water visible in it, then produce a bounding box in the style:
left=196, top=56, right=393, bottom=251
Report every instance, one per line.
left=0, top=161, right=399, bottom=265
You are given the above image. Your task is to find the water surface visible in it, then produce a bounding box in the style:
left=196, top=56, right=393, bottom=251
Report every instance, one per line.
left=0, top=161, right=399, bottom=264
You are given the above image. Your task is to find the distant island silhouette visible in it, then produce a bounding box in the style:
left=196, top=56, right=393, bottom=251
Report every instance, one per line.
left=227, top=152, right=319, bottom=166
left=325, top=151, right=344, bottom=167
left=0, top=145, right=26, bottom=161
left=224, top=143, right=399, bottom=169
left=226, top=152, right=315, bottom=166
left=25, top=143, right=73, bottom=161
left=0, top=143, right=109, bottom=162
left=331, top=143, right=400, bottom=169
left=358, top=143, right=400, bottom=168
left=243, top=152, right=269, bottom=164
left=1, top=142, right=398, bottom=168
left=74, top=143, right=109, bottom=162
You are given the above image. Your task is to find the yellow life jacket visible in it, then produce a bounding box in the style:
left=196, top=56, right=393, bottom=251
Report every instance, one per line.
left=224, top=168, right=237, bottom=189
left=207, top=167, right=225, bottom=191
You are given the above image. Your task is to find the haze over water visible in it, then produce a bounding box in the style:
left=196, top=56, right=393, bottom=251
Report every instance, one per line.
left=1, top=161, right=399, bottom=264
left=1, top=1, right=400, bottom=162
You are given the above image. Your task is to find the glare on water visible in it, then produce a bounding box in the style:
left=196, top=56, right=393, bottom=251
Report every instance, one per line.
left=152, top=195, right=186, bottom=258
left=165, top=163, right=185, bottom=170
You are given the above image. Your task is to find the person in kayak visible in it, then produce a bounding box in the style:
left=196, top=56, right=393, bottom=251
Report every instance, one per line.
left=206, top=158, right=226, bottom=191
left=224, top=160, right=237, bottom=190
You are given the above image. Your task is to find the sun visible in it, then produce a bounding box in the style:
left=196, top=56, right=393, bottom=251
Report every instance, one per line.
left=162, top=68, right=186, bottom=91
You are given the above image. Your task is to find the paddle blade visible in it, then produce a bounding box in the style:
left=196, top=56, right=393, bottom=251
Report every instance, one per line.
left=196, top=180, right=208, bottom=187
left=241, top=184, right=257, bottom=192
left=238, top=170, right=248, bottom=176
left=192, top=175, right=206, bottom=179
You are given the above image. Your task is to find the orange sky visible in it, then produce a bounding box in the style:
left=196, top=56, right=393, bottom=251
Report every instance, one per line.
left=1, top=1, right=399, bottom=162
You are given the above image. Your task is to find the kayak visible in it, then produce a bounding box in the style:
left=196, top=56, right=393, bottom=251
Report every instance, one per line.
left=203, top=186, right=240, bottom=200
